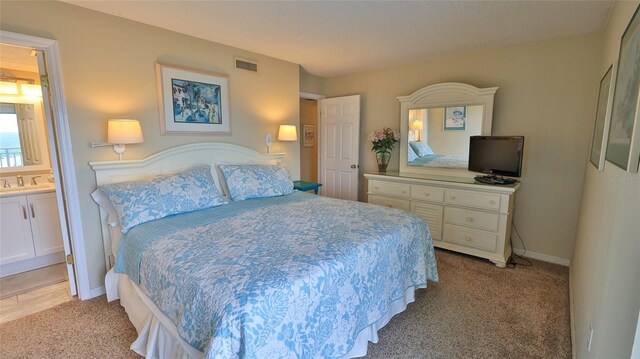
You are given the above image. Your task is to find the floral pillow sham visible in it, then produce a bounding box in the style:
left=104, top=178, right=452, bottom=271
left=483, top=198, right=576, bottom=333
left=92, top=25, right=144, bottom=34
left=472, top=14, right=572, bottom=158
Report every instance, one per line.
left=409, top=141, right=434, bottom=157
left=99, top=165, right=227, bottom=233
left=218, top=164, right=294, bottom=201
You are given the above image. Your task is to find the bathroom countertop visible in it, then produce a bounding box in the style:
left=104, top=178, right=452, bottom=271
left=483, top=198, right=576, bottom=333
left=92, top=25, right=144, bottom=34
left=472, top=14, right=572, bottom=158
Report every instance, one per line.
left=0, top=184, right=56, bottom=198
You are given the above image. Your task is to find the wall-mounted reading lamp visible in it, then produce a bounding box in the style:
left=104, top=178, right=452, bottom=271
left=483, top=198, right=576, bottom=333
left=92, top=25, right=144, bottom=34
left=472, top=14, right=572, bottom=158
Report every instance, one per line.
left=265, top=124, right=297, bottom=153
left=91, top=119, right=144, bottom=160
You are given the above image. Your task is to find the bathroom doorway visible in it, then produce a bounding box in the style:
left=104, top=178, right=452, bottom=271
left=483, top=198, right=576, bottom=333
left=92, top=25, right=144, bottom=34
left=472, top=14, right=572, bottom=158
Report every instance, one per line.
left=0, top=40, right=77, bottom=321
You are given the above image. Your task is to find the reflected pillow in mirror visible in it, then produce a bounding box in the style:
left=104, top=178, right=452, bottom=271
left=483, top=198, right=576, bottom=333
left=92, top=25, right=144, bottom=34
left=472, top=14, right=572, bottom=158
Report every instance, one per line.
left=408, top=145, right=419, bottom=162
left=410, top=141, right=434, bottom=157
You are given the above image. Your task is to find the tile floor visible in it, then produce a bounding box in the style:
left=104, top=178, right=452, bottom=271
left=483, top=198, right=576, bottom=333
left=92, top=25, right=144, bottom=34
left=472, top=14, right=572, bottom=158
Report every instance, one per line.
left=0, top=279, right=73, bottom=324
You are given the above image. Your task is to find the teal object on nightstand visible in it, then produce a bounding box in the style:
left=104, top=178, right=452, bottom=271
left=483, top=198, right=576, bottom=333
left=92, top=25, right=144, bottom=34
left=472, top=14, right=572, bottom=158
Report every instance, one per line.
left=293, top=180, right=322, bottom=194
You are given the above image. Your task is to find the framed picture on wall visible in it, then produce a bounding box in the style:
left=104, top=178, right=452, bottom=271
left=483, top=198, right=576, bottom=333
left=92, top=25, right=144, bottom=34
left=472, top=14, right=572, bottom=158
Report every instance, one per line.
left=443, top=106, right=466, bottom=131
left=303, top=124, right=316, bottom=147
left=605, top=6, right=640, bottom=172
left=589, top=64, right=615, bottom=171
left=156, top=62, right=230, bottom=135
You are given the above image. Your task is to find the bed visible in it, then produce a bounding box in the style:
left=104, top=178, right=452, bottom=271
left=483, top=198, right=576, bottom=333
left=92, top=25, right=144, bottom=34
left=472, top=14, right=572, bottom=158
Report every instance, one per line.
left=90, top=143, right=439, bottom=358
left=408, top=154, right=468, bottom=169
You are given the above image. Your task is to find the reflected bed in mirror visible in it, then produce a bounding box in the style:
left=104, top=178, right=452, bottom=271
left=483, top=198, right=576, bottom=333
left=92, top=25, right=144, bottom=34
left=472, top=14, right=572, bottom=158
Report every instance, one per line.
left=0, top=100, right=50, bottom=173
left=399, top=83, right=498, bottom=178
left=407, top=105, right=484, bottom=169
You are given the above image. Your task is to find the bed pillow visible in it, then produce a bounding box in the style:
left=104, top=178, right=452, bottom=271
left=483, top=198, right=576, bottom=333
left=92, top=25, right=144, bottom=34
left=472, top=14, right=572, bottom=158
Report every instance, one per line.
left=91, top=189, right=119, bottom=227
left=98, top=165, right=227, bottom=233
left=409, top=141, right=434, bottom=157
left=218, top=164, right=294, bottom=201
left=408, top=145, right=419, bottom=162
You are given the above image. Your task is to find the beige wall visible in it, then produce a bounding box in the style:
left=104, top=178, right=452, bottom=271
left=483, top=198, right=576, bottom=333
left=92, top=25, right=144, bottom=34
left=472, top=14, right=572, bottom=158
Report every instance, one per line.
left=1, top=1, right=301, bottom=291
left=300, top=69, right=325, bottom=95
left=571, top=2, right=640, bottom=358
left=324, top=33, right=602, bottom=261
left=425, top=106, right=482, bottom=156
left=299, top=99, right=318, bottom=181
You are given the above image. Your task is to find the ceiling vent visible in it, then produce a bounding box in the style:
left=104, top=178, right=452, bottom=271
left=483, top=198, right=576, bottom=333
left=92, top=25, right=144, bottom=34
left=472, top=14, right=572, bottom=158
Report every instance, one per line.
left=234, top=57, right=258, bottom=72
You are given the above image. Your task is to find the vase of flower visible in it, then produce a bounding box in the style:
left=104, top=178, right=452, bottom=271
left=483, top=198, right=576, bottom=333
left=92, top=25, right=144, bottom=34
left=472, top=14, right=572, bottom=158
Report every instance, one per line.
left=376, top=151, right=391, bottom=172
left=368, top=127, right=400, bottom=173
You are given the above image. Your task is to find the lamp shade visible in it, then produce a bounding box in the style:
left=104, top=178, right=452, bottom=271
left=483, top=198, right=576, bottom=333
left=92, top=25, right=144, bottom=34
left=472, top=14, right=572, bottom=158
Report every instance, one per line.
left=413, top=120, right=424, bottom=130
left=278, top=125, right=298, bottom=141
left=107, top=119, right=144, bottom=144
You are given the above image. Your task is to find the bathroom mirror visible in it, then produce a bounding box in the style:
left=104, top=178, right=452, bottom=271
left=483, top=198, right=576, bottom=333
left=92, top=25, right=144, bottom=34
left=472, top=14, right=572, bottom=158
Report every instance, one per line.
left=399, top=83, right=498, bottom=177
left=0, top=100, right=51, bottom=173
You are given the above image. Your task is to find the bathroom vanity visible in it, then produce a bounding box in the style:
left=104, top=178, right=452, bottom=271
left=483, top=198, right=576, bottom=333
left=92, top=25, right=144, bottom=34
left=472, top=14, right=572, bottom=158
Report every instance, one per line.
left=0, top=185, right=64, bottom=277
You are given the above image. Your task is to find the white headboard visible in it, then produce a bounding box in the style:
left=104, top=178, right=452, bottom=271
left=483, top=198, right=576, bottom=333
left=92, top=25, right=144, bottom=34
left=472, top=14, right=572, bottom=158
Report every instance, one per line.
left=89, top=142, right=285, bottom=270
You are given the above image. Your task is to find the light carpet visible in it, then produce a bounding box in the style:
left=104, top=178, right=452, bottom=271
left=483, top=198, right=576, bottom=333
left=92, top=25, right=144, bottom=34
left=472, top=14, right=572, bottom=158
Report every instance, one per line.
left=0, top=250, right=570, bottom=358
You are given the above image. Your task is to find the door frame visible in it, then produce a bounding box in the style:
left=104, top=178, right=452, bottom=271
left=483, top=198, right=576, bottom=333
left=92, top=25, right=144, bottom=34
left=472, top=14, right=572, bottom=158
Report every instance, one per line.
left=299, top=92, right=325, bottom=182
left=1, top=30, right=91, bottom=299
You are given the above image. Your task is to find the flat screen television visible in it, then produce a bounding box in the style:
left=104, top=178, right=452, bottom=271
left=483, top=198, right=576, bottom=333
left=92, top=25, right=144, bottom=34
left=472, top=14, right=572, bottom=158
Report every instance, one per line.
left=468, top=136, right=524, bottom=184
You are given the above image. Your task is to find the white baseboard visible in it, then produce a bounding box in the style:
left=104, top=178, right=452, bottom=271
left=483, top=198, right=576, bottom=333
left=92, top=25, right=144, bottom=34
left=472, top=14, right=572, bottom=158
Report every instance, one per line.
left=88, top=285, right=106, bottom=299
left=512, top=248, right=571, bottom=266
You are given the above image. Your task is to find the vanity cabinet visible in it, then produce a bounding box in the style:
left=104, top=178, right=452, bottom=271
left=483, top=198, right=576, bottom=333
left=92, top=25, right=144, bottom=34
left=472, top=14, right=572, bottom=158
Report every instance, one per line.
left=0, top=191, right=64, bottom=271
left=365, top=172, right=519, bottom=267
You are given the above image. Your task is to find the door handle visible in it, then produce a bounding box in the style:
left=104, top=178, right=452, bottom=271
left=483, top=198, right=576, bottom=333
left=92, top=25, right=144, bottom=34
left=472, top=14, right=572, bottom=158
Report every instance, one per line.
left=351, top=164, right=357, bottom=169
left=30, top=203, right=35, bottom=218
left=22, top=205, right=27, bottom=220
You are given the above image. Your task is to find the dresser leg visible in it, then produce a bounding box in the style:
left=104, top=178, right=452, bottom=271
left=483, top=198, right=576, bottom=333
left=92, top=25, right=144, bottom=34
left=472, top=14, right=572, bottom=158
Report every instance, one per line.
left=490, top=259, right=507, bottom=268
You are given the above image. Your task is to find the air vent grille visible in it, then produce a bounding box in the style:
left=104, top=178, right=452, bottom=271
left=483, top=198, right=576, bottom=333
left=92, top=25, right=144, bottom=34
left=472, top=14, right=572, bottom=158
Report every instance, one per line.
left=235, top=58, right=258, bottom=72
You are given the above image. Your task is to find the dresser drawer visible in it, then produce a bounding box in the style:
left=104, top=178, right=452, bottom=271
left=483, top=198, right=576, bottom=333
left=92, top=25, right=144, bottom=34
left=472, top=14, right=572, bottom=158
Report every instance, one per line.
left=444, top=207, right=500, bottom=232
left=411, top=202, right=443, bottom=240
left=444, top=189, right=500, bottom=211
left=443, top=224, right=497, bottom=252
left=368, top=195, right=410, bottom=211
left=369, top=180, right=410, bottom=199
left=410, top=185, right=444, bottom=203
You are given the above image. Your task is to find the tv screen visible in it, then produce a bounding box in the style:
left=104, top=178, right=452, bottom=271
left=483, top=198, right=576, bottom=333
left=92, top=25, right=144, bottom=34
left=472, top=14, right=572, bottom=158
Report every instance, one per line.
left=468, top=136, right=524, bottom=177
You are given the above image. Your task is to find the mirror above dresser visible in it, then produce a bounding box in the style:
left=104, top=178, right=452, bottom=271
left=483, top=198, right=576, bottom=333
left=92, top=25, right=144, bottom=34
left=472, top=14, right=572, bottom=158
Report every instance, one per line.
left=399, top=83, right=498, bottom=178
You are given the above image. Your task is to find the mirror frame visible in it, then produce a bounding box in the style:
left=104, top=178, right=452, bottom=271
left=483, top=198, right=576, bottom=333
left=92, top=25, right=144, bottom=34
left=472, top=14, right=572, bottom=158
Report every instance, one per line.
left=398, top=82, right=498, bottom=178
left=0, top=98, right=51, bottom=175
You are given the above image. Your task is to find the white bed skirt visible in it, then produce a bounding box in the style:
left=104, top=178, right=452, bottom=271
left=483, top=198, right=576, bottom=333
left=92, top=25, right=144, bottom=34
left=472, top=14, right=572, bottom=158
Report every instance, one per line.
left=106, top=269, right=418, bottom=358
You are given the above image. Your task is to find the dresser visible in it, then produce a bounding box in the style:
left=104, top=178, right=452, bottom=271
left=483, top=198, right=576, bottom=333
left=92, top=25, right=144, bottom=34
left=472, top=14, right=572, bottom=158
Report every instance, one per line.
left=364, top=172, right=520, bottom=267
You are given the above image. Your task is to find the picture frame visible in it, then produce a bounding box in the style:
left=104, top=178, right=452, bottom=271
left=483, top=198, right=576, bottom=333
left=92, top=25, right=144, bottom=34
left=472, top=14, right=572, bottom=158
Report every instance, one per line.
left=303, top=124, right=316, bottom=148
left=443, top=106, right=466, bottom=131
left=589, top=64, right=615, bottom=171
left=156, top=62, right=230, bottom=135
left=605, top=6, right=640, bottom=172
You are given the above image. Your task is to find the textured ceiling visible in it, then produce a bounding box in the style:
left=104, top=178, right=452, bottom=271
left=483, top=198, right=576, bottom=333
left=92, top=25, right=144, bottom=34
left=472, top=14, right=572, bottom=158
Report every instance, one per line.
left=64, top=1, right=613, bottom=77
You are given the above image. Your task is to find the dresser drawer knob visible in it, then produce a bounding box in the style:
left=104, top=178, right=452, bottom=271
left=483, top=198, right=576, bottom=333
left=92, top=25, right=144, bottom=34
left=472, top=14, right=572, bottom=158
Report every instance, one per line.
left=385, top=203, right=392, bottom=207
left=424, top=192, right=430, bottom=196
left=466, top=216, right=474, bottom=222
left=449, top=195, right=456, bottom=200
left=374, top=186, right=379, bottom=190
left=490, top=200, right=496, bottom=205
left=464, top=235, right=472, bottom=241
left=401, top=190, right=407, bottom=194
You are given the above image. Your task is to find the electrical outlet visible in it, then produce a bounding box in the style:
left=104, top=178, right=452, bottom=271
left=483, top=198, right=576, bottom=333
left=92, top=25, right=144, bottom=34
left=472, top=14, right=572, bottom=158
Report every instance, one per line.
left=587, top=324, right=594, bottom=352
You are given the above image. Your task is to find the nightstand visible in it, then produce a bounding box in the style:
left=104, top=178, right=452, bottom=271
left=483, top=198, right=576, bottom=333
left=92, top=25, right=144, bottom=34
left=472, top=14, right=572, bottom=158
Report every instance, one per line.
left=293, top=180, right=322, bottom=194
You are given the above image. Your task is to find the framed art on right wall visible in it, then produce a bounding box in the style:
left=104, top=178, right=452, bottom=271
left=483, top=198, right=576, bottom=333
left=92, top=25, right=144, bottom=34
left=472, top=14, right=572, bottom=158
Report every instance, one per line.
left=606, top=5, right=640, bottom=173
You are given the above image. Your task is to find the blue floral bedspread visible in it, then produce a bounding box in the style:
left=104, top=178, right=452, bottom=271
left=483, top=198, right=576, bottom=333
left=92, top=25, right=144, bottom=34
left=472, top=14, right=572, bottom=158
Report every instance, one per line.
left=115, top=192, right=438, bottom=358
